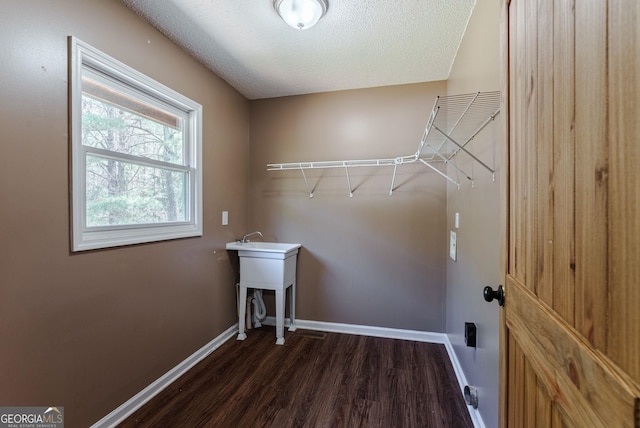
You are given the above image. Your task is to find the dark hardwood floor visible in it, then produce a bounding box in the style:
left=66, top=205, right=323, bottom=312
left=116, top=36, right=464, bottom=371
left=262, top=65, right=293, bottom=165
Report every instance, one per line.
left=119, top=327, right=473, bottom=428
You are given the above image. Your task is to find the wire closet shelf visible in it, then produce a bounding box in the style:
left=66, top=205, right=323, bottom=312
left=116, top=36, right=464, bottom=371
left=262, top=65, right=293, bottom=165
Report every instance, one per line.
left=267, top=91, right=501, bottom=197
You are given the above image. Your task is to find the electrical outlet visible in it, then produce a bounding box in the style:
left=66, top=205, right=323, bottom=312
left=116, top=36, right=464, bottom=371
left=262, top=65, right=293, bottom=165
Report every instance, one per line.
left=222, top=211, right=228, bottom=226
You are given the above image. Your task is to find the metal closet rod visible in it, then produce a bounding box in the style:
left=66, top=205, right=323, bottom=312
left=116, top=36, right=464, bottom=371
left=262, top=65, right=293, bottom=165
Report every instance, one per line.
left=267, top=91, right=501, bottom=197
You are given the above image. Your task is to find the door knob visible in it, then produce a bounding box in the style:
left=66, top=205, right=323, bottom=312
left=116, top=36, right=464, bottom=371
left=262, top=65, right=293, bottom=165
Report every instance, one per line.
left=483, top=285, right=505, bottom=306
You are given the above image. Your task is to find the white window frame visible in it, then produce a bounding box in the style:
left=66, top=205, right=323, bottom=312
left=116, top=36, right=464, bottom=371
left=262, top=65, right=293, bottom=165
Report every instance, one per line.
left=69, top=37, right=203, bottom=252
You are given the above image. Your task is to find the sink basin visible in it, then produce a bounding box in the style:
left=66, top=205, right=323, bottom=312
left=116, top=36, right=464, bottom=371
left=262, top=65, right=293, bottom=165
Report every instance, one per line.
left=226, top=242, right=301, bottom=259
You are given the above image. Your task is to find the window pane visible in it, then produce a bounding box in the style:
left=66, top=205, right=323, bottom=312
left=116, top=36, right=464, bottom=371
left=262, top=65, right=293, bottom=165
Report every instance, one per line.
left=86, top=155, right=187, bottom=227
left=71, top=38, right=202, bottom=251
left=81, top=78, right=184, bottom=165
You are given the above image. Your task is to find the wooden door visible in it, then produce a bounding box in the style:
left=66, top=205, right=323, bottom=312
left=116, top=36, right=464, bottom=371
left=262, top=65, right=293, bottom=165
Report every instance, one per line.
left=501, top=0, right=640, bottom=426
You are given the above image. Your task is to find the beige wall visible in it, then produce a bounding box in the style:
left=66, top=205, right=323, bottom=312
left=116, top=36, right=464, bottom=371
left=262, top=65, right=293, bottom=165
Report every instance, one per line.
left=0, top=2, right=249, bottom=426
left=445, top=0, right=503, bottom=427
left=249, top=82, right=449, bottom=331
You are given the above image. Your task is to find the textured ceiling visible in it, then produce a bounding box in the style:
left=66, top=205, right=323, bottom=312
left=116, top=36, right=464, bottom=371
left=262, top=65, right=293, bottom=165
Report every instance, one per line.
left=121, top=0, right=477, bottom=100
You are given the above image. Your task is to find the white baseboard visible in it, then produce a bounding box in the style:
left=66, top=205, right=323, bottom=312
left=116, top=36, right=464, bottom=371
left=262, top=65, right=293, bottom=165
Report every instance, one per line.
left=279, top=317, right=449, bottom=343
left=442, top=336, right=486, bottom=428
left=92, top=319, right=484, bottom=428
left=91, top=324, right=238, bottom=428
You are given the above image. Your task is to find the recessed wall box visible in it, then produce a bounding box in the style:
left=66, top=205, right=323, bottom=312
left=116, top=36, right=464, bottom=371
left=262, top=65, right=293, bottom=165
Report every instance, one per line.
left=465, top=322, right=477, bottom=348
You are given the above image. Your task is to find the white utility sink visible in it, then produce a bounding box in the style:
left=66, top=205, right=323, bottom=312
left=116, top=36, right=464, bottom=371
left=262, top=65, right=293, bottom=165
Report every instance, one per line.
left=226, top=241, right=301, bottom=345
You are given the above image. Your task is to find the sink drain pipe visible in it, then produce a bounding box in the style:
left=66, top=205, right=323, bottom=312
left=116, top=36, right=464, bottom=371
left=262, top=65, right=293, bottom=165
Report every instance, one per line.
left=251, top=289, right=267, bottom=327
left=236, top=283, right=268, bottom=329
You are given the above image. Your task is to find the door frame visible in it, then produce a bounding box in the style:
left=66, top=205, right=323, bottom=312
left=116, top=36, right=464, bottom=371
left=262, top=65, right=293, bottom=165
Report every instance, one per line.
left=498, top=1, right=511, bottom=427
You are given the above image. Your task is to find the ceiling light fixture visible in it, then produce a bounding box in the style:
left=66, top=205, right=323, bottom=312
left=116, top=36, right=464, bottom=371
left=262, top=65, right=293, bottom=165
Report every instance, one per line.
left=274, top=0, right=328, bottom=30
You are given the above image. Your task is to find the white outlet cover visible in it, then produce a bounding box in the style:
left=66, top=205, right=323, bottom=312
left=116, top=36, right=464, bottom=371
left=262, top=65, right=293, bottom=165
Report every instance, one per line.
left=450, top=231, right=457, bottom=261
left=222, top=211, right=228, bottom=226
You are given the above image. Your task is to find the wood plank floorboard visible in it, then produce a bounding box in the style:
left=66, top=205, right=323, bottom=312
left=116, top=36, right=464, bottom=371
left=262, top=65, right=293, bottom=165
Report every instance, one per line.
left=118, top=327, right=473, bottom=428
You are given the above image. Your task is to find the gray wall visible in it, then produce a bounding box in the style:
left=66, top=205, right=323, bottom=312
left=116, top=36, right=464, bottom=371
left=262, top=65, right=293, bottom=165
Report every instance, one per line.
left=0, top=2, right=249, bottom=426
left=249, top=82, right=449, bottom=331
left=445, top=1, right=503, bottom=427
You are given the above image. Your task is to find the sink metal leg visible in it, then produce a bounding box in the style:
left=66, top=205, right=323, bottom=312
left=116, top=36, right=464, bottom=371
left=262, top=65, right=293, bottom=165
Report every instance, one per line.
left=275, top=288, right=285, bottom=345
left=237, top=285, right=247, bottom=341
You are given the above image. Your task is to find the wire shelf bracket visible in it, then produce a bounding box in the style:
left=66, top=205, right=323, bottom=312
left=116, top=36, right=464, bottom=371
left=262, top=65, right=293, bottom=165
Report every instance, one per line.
left=267, top=91, right=501, bottom=196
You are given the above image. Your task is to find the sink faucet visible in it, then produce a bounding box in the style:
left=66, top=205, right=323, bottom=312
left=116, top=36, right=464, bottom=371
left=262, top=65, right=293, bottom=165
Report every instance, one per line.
left=240, top=231, right=263, bottom=243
